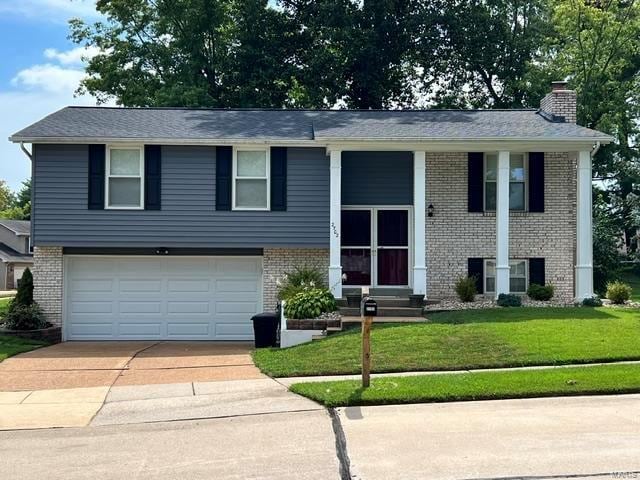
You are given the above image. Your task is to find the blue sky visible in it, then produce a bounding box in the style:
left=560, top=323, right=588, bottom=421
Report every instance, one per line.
left=0, top=0, right=105, bottom=190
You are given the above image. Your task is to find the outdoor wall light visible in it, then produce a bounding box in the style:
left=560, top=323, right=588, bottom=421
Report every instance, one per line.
left=427, top=204, right=435, bottom=217
left=155, top=247, right=170, bottom=255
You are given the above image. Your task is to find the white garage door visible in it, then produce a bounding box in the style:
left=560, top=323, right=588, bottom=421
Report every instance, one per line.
left=64, top=256, right=263, bottom=340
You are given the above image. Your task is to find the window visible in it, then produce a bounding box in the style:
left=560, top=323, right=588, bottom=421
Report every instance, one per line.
left=484, top=153, right=526, bottom=211
left=233, top=148, right=270, bottom=210
left=485, top=259, right=528, bottom=294
left=106, top=146, right=144, bottom=209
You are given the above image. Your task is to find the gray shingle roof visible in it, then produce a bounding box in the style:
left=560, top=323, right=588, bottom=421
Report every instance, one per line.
left=0, top=243, right=32, bottom=263
left=0, top=220, right=30, bottom=236
left=10, top=106, right=611, bottom=142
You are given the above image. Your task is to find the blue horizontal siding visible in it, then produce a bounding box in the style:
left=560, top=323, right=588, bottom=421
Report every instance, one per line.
left=341, top=151, right=413, bottom=205
left=33, top=145, right=330, bottom=248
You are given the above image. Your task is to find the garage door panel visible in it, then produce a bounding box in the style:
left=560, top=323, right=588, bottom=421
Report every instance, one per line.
left=118, top=322, right=162, bottom=337
left=119, top=301, right=162, bottom=314
left=119, top=279, right=163, bottom=293
left=167, top=322, right=210, bottom=337
left=66, top=256, right=262, bottom=340
left=167, top=279, right=211, bottom=293
left=216, top=279, right=260, bottom=294
left=216, top=301, right=259, bottom=314
left=69, top=322, right=115, bottom=338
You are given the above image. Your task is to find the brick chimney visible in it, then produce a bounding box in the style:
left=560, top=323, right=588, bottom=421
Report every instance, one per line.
left=539, top=81, right=577, bottom=123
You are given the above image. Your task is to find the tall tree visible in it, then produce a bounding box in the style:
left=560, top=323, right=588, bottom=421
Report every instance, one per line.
left=549, top=0, right=640, bottom=255
left=71, top=0, right=302, bottom=107
left=417, top=0, right=553, bottom=108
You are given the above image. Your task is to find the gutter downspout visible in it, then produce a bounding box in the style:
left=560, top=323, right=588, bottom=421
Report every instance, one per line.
left=591, top=141, right=601, bottom=157
left=20, top=142, right=32, bottom=161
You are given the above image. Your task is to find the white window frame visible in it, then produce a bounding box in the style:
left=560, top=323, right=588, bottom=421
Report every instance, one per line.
left=483, top=152, right=528, bottom=212
left=232, top=147, right=270, bottom=211
left=105, top=145, right=145, bottom=210
left=484, top=259, right=528, bottom=294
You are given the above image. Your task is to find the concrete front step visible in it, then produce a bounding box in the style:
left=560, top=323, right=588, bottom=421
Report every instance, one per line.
left=338, top=306, right=424, bottom=317
left=337, top=297, right=442, bottom=308
left=341, top=316, right=427, bottom=325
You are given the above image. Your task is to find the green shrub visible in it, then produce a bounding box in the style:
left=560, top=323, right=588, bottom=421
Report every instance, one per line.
left=497, top=293, right=522, bottom=307
left=606, top=281, right=632, bottom=304
left=8, top=267, right=34, bottom=315
left=527, top=283, right=555, bottom=301
left=284, top=288, right=337, bottom=319
left=454, top=276, right=477, bottom=302
left=277, top=267, right=327, bottom=301
left=581, top=296, right=603, bottom=307
left=2, top=303, right=48, bottom=331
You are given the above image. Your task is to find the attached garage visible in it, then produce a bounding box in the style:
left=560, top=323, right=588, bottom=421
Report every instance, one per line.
left=64, top=256, right=263, bottom=340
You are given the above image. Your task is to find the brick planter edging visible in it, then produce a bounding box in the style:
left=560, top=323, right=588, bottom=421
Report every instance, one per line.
left=0, top=325, right=62, bottom=344
left=286, top=318, right=341, bottom=330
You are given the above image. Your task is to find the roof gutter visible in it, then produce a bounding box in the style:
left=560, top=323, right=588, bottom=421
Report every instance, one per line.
left=19, top=142, right=32, bottom=161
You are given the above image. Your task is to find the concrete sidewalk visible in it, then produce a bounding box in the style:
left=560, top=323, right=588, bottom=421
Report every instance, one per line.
left=337, top=394, right=640, bottom=480
left=0, top=378, right=322, bottom=430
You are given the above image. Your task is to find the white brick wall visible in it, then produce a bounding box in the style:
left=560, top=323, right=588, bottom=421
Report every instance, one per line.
left=426, top=152, right=576, bottom=301
left=263, top=248, right=329, bottom=311
left=33, top=246, right=63, bottom=325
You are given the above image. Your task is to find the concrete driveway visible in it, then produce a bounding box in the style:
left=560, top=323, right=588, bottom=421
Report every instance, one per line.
left=0, top=341, right=263, bottom=391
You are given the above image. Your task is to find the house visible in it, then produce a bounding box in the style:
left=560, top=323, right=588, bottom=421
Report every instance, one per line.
left=0, top=219, right=33, bottom=290
left=9, top=81, right=612, bottom=341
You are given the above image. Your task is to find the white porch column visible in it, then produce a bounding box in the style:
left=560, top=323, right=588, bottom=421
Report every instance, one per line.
left=576, top=150, right=594, bottom=299
left=329, top=149, right=343, bottom=299
left=413, top=151, right=427, bottom=296
left=495, top=151, right=510, bottom=298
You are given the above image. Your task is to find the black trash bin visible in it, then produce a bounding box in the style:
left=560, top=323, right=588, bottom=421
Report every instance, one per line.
left=251, top=312, right=280, bottom=348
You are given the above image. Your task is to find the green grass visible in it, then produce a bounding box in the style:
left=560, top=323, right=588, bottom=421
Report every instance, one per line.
left=0, top=335, right=45, bottom=362
left=290, top=364, right=640, bottom=407
left=617, top=268, right=640, bottom=302
left=253, top=307, right=640, bottom=377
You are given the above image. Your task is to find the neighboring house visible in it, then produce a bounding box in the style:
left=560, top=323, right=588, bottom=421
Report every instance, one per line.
left=9, top=81, right=612, bottom=341
left=0, top=220, right=33, bottom=290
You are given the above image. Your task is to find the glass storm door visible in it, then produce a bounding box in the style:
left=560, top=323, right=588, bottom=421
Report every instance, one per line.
left=341, top=208, right=410, bottom=287
left=376, top=209, right=409, bottom=286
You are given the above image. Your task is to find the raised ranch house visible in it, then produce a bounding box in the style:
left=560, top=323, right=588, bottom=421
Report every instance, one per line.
left=9, top=81, right=611, bottom=341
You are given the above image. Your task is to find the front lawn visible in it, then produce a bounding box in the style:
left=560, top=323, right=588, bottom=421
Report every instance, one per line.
left=0, top=297, right=12, bottom=316
left=0, top=335, right=45, bottom=362
left=290, top=363, right=640, bottom=407
left=617, top=267, right=640, bottom=302
left=253, top=307, right=640, bottom=377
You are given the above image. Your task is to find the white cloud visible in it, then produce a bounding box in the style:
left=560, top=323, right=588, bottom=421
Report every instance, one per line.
left=12, top=64, right=86, bottom=94
left=0, top=0, right=100, bottom=22
left=44, top=46, right=101, bottom=65
left=0, top=45, right=114, bottom=190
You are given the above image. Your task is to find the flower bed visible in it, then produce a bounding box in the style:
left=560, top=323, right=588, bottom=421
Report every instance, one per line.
left=0, top=325, right=61, bottom=344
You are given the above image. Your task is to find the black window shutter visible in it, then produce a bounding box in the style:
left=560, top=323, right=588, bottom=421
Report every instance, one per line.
left=216, top=146, right=232, bottom=211
left=468, top=258, right=484, bottom=294
left=270, top=147, right=287, bottom=211
left=529, top=258, right=545, bottom=286
left=468, top=152, right=484, bottom=212
left=528, top=152, right=544, bottom=212
left=88, top=144, right=105, bottom=210
left=144, top=145, right=161, bottom=210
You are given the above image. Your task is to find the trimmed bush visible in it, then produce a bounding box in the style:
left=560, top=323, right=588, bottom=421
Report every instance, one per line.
left=277, top=267, right=326, bottom=301
left=606, top=281, right=632, bottom=304
left=582, top=296, right=603, bottom=307
left=497, top=293, right=522, bottom=307
left=9, top=267, right=34, bottom=312
left=2, top=303, right=47, bottom=331
left=527, top=283, right=555, bottom=301
left=284, top=288, right=337, bottom=320
left=455, top=276, right=477, bottom=302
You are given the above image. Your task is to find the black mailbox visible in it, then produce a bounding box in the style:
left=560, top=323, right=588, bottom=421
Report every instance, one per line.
left=363, top=298, right=378, bottom=317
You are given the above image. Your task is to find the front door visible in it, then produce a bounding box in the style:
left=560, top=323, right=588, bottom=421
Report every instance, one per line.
left=341, top=208, right=410, bottom=287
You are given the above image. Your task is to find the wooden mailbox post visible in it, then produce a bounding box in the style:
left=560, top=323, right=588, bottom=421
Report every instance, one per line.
left=361, top=297, right=377, bottom=388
